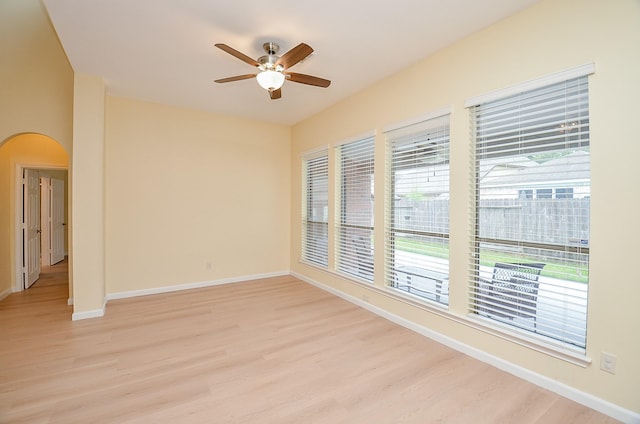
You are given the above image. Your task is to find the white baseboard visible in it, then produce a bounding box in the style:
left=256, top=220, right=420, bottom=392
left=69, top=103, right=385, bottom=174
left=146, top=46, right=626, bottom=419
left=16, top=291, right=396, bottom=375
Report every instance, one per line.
left=0, top=288, right=12, bottom=301
left=292, top=271, right=640, bottom=424
left=105, top=270, right=290, bottom=302
left=71, top=271, right=288, bottom=320
left=72, top=298, right=106, bottom=321
left=72, top=307, right=105, bottom=321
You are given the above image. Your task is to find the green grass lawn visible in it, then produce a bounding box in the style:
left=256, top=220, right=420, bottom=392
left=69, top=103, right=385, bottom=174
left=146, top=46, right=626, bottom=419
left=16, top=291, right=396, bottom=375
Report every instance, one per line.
left=395, top=237, right=449, bottom=259
left=395, top=237, right=589, bottom=284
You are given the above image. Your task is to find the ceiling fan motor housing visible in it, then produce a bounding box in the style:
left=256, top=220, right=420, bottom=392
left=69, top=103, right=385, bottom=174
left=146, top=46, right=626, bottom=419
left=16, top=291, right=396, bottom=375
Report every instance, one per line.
left=258, top=42, right=281, bottom=71
left=263, top=42, right=279, bottom=55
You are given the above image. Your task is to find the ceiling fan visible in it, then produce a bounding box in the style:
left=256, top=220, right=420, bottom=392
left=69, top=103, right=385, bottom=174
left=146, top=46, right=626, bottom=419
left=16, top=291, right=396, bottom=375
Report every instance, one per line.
left=214, top=42, right=331, bottom=100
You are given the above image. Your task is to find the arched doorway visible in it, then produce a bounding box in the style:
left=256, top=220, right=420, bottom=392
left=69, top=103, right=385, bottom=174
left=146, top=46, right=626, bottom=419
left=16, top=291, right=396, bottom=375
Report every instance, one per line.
left=0, top=133, right=70, bottom=301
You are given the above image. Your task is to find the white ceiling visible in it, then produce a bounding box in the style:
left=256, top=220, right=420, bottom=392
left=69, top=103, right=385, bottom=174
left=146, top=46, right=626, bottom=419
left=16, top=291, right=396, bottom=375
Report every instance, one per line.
left=43, top=0, right=539, bottom=126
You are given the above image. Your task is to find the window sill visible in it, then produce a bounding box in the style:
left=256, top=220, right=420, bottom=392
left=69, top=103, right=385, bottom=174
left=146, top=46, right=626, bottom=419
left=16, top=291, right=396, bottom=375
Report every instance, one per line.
left=295, top=262, right=590, bottom=367
left=461, top=315, right=590, bottom=367
left=382, top=285, right=590, bottom=367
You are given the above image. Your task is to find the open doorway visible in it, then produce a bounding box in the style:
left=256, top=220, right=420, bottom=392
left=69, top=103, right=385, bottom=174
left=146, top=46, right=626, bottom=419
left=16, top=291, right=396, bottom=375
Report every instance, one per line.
left=0, top=133, right=69, bottom=301
left=21, top=167, right=68, bottom=289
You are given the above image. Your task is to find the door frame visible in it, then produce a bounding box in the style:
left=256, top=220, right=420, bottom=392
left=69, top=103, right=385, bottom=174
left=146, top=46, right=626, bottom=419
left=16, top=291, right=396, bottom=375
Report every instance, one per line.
left=14, top=163, right=68, bottom=292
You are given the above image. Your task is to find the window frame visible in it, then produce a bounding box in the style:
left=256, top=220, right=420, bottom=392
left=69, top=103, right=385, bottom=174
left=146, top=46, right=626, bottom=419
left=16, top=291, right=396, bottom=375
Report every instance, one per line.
left=467, top=65, right=594, bottom=352
left=301, top=148, right=329, bottom=268
left=384, top=111, right=451, bottom=305
left=335, top=134, right=376, bottom=283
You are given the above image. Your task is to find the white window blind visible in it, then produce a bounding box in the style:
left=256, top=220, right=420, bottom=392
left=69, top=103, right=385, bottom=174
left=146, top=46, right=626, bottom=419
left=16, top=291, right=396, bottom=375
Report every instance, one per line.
left=336, top=136, right=375, bottom=282
left=385, top=115, right=450, bottom=305
left=302, top=151, right=329, bottom=267
left=469, top=75, right=590, bottom=351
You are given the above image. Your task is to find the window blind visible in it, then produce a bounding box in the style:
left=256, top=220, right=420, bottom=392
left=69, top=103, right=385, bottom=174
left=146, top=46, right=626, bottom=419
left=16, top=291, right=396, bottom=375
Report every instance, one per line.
left=385, top=115, right=450, bottom=304
left=469, top=75, right=590, bottom=350
left=302, top=151, right=329, bottom=267
left=336, top=136, right=375, bottom=282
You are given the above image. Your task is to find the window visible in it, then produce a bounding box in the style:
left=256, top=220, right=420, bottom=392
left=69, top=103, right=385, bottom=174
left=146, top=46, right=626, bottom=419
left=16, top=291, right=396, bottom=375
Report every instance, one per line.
left=336, top=136, right=375, bottom=282
left=468, top=69, right=592, bottom=351
left=385, top=114, right=450, bottom=305
left=519, top=189, right=533, bottom=199
left=556, top=188, right=574, bottom=199
left=520, top=188, right=575, bottom=199
left=302, top=150, right=329, bottom=267
left=536, top=189, right=553, bottom=199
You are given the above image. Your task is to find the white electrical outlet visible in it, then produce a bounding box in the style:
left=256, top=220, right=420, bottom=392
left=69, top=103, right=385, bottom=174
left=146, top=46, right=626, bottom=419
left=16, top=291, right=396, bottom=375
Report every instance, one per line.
left=600, top=352, right=617, bottom=374
left=362, top=294, right=370, bottom=302
left=206, top=261, right=212, bottom=270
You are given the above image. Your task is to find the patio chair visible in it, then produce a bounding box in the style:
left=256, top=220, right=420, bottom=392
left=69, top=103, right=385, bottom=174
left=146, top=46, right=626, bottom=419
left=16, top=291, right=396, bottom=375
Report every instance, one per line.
left=478, top=262, right=545, bottom=329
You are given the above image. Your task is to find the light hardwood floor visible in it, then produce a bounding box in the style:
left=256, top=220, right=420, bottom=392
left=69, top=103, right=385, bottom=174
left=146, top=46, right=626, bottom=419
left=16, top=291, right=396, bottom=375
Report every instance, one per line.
left=0, top=261, right=619, bottom=423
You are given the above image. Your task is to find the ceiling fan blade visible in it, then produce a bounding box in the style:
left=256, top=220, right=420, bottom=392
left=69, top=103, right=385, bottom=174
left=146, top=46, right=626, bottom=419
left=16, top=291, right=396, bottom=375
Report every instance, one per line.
left=276, top=43, right=313, bottom=69
left=286, top=72, right=331, bottom=88
left=269, top=88, right=282, bottom=100
left=215, top=44, right=260, bottom=67
left=214, top=74, right=257, bottom=83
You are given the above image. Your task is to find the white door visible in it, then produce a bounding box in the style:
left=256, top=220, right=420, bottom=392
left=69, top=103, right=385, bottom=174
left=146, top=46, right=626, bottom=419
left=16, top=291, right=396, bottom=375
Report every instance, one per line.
left=40, top=177, right=51, bottom=267
left=25, top=169, right=41, bottom=288
left=50, top=178, right=66, bottom=265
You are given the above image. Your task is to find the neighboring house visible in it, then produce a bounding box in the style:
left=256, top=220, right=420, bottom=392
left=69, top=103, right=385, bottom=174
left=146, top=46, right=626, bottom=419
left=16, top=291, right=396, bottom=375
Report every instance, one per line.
left=480, top=151, right=590, bottom=199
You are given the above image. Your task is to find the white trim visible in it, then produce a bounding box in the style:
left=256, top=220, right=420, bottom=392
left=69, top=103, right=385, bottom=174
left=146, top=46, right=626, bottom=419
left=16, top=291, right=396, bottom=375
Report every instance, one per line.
left=301, top=145, right=330, bottom=160
left=332, top=130, right=376, bottom=148
left=0, top=288, right=12, bottom=301
left=464, top=62, right=596, bottom=107
left=14, top=164, right=23, bottom=292
left=306, top=266, right=588, bottom=364
left=461, top=314, right=588, bottom=365
left=383, top=106, right=452, bottom=133
left=14, top=163, right=69, bottom=293
left=292, top=271, right=640, bottom=424
left=105, top=270, right=290, bottom=301
left=72, top=307, right=105, bottom=321
left=295, top=270, right=589, bottom=364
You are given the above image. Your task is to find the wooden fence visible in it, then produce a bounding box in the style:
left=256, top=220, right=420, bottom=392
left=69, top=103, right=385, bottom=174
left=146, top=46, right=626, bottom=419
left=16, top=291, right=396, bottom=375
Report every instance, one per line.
left=395, top=198, right=590, bottom=248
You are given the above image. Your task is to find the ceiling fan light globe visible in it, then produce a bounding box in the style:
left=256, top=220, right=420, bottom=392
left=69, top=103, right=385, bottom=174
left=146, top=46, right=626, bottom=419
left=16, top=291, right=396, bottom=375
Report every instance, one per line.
left=256, top=70, right=285, bottom=91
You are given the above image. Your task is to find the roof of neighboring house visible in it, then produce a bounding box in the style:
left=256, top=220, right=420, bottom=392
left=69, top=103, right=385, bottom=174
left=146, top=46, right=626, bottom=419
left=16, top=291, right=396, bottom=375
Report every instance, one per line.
left=394, top=150, right=589, bottom=197
left=480, top=151, right=590, bottom=189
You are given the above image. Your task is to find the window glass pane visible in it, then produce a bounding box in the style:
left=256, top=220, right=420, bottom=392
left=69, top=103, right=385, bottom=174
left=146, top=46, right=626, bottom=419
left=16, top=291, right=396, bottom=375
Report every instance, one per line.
left=536, top=189, right=552, bottom=199
left=471, top=75, right=590, bottom=351
left=385, top=115, right=450, bottom=304
left=556, top=188, right=573, bottom=199
left=302, top=152, right=328, bottom=267
left=336, top=137, right=375, bottom=281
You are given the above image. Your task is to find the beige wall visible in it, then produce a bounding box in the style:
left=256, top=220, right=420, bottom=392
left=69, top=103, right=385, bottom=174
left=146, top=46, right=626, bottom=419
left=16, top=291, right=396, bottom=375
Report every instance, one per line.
left=290, top=0, right=640, bottom=414
left=0, top=135, right=68, bottom=295
left=104, top=96, right=291, bottom=294
left=71, top=73, right=106, bottom=316
left=0, top=0, right=73, bottom=298
left=0, top=0, right=73, bottom=152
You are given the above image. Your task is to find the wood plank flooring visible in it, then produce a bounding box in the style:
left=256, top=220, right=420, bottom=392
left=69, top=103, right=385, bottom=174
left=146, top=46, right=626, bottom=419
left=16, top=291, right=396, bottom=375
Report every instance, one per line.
left=0, top=260, right=619, bottom=423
